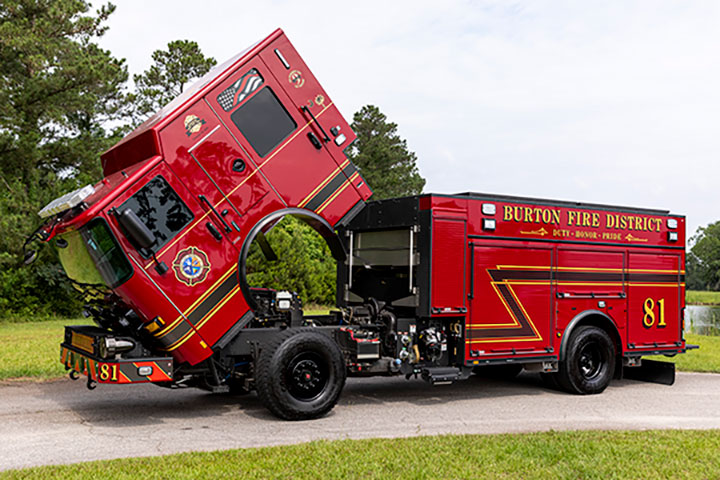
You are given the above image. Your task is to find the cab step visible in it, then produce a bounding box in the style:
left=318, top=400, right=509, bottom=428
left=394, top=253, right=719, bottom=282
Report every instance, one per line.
left=421, top=367, right=462, bottom=385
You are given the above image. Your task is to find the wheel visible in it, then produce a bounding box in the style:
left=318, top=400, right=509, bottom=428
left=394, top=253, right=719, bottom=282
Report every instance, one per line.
left=255, top=329, right=346, bottom=420
left=558, top=325, right=615, bottom=394
left=473, top=364, right=523, bottom=379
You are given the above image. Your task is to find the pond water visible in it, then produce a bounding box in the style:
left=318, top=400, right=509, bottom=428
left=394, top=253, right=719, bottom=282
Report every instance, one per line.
left=686, top=305, right=720, bottom=336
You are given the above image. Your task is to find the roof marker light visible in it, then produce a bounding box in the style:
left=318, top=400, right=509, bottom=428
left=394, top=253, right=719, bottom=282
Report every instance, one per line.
left=38, top=184, right=94, bottom=218
left=482, top=203, right=496, bottom=215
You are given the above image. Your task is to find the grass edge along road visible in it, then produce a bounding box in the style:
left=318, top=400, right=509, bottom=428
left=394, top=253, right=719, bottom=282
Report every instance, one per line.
left=2, top=430, right=720, bottom=479
left=686, top=290, right=720, bottom=305
left=2, top=319, right=720, bottom=381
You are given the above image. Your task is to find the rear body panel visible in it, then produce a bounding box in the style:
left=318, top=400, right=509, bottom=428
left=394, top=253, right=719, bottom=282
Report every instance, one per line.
left=339, top=193, right=686, bottom=366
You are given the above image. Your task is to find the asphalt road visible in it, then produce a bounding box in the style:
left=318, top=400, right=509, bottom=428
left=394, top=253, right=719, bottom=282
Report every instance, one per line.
left=2, top=372, right=720, bottom=471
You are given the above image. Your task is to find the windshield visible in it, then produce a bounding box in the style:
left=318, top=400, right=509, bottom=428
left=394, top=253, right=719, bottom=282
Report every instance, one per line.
left=68, top=218, right=133, bottom=288
left=57, top=229, right=107, bottom=288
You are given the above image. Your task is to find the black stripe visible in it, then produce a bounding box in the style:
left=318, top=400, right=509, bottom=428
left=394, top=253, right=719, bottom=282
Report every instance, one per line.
left=187, top=273, right=238, bottom=326
left=469, top=283, right=537, bottom=339
left=469, top=234, right=685, bottom=250
left=306, top=171, right=347, bottom=211
left=342, top=161, right=357, bottom=177
left=486, top=269, right=681, bottom=284
left=157, top=321, right=192, bottom=347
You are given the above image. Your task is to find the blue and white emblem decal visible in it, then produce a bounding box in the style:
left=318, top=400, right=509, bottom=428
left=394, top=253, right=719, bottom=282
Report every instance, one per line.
left=172, top=247, right=211, bottom=286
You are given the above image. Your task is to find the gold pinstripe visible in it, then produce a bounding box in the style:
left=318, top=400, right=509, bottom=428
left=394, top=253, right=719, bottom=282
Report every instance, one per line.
left=316, top=172, right=359, bottom=214
left=298, top=159, right=350, bottom=208
left=145, top=102, right=336, bottom=269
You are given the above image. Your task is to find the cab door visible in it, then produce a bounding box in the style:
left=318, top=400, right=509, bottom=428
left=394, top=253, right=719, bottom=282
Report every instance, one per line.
left=111, top=163, right=248, bottom=358
left=207, top=58, right=341, bottom=210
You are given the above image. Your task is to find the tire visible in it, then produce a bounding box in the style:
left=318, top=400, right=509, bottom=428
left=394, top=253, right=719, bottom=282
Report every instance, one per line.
left=255, top=329, right=346, bottom=420
left=558, top=325, right=615, bottom=395
left=473, top=364, right=523, bottom=379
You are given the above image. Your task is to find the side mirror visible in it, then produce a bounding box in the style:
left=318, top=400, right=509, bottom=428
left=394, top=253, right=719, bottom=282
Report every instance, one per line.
left=23, top=250, right=38, bottom=265
left=117, top=208, right=156, bottom=250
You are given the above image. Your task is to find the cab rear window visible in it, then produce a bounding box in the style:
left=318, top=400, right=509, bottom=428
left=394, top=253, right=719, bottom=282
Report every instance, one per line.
left=229, top=87, right=296, bottom=157
left=120, top=175, right=193, bottom=256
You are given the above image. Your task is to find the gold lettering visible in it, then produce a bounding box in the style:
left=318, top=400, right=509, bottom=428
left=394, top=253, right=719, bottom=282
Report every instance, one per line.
left=524, top=207, right=533, bottom=223
left=504, top=205, right=513, bottom=221
left=592, top=213, right=600, bottom=228
left=581, top=212, right=591, bottom=227
left=606, top=214, right=615, bottom=229
left=514, top=206, right=522, bottom=222
left=551, top=209, right=561, bottom=225
left=568, top=211, right=577, bottom=226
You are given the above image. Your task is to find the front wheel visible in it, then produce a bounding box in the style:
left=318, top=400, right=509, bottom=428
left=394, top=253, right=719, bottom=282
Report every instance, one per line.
left=255, top=329, right=346, bottom=420
left=558, top=326, right=615, bottom=394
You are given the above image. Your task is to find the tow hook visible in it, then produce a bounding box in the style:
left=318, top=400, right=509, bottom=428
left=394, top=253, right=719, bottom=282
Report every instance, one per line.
left=86, top=377, right=97, bottom=390
left=69, top=370, right=80, bottom=380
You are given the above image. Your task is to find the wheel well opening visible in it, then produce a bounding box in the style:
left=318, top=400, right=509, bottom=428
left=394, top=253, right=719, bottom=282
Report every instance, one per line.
left=238, top=208, right=345, bottom=311
left=562, top=312, right=622, bottom=361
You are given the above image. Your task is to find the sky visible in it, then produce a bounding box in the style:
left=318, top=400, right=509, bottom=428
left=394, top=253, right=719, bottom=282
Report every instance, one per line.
left=98, top=0, right=720, bottom=239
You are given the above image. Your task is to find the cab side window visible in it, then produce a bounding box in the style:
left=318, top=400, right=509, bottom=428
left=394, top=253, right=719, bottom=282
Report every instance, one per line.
left=120, top=175, right=193, bottom=255
left=217, top=68, right=297, bottom=158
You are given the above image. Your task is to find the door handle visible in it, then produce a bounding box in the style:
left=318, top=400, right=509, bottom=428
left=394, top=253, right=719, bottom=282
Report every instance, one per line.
left=199, top=195, right=231, bottom=233
left=206, top=222, right=223, bottom=241
left=301, top=106, right=330, bottom=142
left=307, top=132, right=322, bottom=150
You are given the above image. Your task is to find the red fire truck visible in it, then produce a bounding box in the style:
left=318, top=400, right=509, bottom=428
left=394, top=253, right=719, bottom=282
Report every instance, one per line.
left=27, top=29, right=690, bottom=420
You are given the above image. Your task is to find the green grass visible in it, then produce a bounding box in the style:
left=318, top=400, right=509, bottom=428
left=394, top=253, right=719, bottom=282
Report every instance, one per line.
left=687, top=290, right=720, bottom=305
left=0, top=319, right=69, bottom=381
left=3, top=430, right=720, bottom=479
left=1, top=320, right=720, bottom=382
left=646, top=333, right=720, bottom=373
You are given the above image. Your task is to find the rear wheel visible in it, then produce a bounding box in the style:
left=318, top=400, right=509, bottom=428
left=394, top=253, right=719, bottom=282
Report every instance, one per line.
left=255, top=329, right=346, bottom=420
left=558, top=325, right=615, bottom=394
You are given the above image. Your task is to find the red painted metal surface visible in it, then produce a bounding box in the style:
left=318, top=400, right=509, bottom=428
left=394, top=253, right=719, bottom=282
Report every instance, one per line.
left=419, top=194, right=685, bottom=364
left=49, top=29, right=370, bottom=367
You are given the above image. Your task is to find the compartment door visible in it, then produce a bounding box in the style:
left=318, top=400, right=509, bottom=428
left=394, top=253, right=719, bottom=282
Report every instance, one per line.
left=627, top=253, right=682, bottom=350
left=468, top=244, right=553, bottom=358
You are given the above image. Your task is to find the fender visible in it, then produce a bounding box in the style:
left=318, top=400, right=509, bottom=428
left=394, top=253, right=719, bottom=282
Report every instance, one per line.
left=559, top=309, right=622, bottom=361
left=238, top=208, right=346, bottom=310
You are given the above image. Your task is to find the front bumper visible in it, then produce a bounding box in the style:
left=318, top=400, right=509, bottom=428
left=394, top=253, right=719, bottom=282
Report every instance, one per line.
left=60, top=326, right=173, bottom=385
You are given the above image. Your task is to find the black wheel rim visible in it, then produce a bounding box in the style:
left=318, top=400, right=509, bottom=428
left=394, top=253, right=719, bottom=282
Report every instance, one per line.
left=285, top=352, right=329, bottom=401
left=578, top=341, right=603, bottom=380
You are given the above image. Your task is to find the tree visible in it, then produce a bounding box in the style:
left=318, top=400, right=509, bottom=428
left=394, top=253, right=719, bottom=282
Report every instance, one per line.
left=688, top=222, right=720, bottom=291
left=128, top=40, right=216, bottom=124
left=347, top=105, right=425, bottom=200
left=246, top=217, right=336, bottom=306
left=0, top=0, right=128, bottom=317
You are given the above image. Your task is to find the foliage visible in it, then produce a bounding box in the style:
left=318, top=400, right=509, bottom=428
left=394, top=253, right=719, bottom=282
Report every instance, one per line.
left=246, top=217, right=336, bottom=306
left=687, top=221, right=720, bottom=291
left=127, top=40, right=216, bottom=125
left=5, top=430, right=720, bottom=479
left=347, top=105, right=425, bottom=200
left=0, top=0, right=127, bottom=318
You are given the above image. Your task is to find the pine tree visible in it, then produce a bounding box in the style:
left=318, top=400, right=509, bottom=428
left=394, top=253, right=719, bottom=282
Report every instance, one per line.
left=0, top=0, right=128, bottom=316
left=128, top=40, right=216, bottom=125
left=348, top=105, right=425, bottom=200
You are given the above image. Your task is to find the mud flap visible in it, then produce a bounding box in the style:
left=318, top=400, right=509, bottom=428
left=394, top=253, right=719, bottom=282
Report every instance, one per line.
left=623, top=359, right=675, bottom=385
